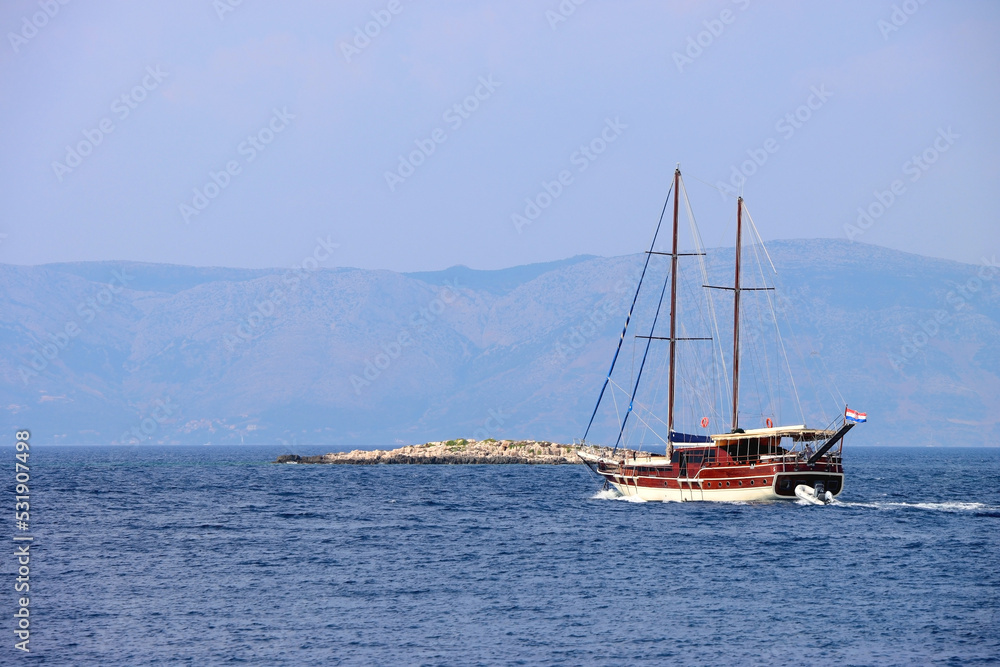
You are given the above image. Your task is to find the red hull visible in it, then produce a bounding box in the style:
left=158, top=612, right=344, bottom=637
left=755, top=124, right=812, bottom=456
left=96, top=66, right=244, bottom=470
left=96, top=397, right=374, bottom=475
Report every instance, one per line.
left=587, top=444, right=844, bottom=498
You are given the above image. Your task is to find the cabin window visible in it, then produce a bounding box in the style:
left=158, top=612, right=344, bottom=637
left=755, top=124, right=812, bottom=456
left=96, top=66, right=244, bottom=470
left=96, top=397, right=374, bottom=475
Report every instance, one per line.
left=750, top=480, right=754, bottom=485
left=725, top=481, right=730, bottom=487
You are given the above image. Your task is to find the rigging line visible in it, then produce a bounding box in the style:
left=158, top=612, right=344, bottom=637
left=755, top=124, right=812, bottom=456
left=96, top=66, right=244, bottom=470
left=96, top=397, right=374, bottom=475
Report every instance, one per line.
left=638, top=334, right=671, bottom=451
left=582, top=182, right=674, bottom=443
left=777, top=288, right=829, bottom=421
left=741, top=204, right=777, bottom=274
left=741, top=227, right=769, bottom=391
left=748, top=240, right=778, bottom=418
left=681, top=177, right=732, bottom=412
left=748, top=314, right=770, bottom=425
left=814, top=349, right=847, bottom=408
left=768, top=297, right=806, bottom=423
left=782, top=306, right=827, bottom=423
left=745, top=208, right=782, bottom=401
left=630, top=397, right=669, bottom=432
left=678, top=269, right=714, bottom=418
left=608, top=376, right=672, bottom=436
left=606, top=375, right=631, bottom=399
left=674, top=358, right=710, bottom=424
left=745, top=217, right=805, bottom=424
left=608, top=375, right=639, bottom=449
left=629, top=411, right=671, bottom=448
left=757, top=247, right=843, bottom=415
left=676, top=315, right=722, bottom=427
left=608, top=375, right=622, bottom=443
left=630, top=337, right=637, bottom=401
left=612, top=251, right=674, bottom=453
left=802, top=323, right=843, bottom=416
left=768, top=294, right=805, bottom=424
left=679, top=176, right=732, bottom=417
left=684, top=172, right=739, bottom=199
left=678, top=365, right=725, bottom=426
left=608, top=380, right=631, bottom=449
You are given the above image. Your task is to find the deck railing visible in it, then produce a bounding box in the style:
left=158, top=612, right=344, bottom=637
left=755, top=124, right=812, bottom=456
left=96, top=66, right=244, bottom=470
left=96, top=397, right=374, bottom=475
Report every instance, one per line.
left=586, top=445, right=841, bottom=471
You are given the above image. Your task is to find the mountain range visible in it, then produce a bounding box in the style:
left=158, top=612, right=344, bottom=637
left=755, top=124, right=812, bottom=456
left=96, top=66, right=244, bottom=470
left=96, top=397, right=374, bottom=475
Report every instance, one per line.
left=3, top=239, right=998, bottom=449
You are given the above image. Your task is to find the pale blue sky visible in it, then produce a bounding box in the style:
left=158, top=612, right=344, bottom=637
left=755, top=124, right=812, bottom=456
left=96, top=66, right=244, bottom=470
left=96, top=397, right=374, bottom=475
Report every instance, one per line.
left=1, top=0, right=997, bottom=271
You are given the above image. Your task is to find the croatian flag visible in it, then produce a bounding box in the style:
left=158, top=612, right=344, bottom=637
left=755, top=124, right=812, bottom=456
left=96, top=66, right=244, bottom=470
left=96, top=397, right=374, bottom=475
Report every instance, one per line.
left=845, top=408, right=867, bottom=423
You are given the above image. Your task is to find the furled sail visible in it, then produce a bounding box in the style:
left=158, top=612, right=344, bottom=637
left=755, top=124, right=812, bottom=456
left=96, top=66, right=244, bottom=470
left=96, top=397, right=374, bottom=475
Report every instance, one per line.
left=669, top=431, right=713, bottom=444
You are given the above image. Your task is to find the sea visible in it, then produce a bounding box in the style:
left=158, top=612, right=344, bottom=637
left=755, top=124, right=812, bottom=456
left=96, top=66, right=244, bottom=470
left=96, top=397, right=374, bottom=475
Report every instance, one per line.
left=8, top=445, right=999, bottom=665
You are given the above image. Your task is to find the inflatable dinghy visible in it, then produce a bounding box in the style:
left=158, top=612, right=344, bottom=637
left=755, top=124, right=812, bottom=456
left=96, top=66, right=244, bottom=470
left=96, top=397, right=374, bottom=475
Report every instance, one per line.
left=795, top=483, right=834, bottom=505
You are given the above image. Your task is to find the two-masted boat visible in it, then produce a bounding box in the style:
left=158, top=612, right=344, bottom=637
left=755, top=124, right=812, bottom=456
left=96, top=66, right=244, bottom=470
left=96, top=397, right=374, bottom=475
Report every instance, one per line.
left=577, top=167, right=865, bottom=502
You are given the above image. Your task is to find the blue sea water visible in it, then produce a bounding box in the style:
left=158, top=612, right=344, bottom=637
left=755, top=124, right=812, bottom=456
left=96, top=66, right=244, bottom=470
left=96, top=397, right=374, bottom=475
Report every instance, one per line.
left=8, top=445, right=999, bottom=665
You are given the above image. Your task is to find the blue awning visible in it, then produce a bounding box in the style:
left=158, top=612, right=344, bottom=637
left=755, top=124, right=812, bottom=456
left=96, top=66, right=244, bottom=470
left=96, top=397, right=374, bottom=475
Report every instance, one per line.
left=669, top=431, right=713, bottom=444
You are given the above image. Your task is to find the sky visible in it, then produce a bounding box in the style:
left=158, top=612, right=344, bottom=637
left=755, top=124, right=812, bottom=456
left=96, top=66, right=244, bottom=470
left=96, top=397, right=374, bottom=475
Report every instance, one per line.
left=1, top=0, right=997, bottom=272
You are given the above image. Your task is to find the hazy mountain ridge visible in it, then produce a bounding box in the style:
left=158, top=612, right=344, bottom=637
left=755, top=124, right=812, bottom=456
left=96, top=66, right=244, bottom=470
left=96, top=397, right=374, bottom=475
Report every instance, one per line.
left=2, top=239, right=998, bottom=447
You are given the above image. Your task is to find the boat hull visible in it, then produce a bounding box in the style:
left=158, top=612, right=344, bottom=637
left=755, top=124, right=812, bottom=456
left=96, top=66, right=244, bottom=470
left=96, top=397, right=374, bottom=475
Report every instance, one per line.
left=579, top=451, right=844, bottom=503
left=606, top=473, right=844, bottom=502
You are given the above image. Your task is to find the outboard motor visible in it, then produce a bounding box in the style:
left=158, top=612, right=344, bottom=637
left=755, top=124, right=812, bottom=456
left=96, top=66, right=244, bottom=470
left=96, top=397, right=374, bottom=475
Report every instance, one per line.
left=794, top=482, right=834, bottom=505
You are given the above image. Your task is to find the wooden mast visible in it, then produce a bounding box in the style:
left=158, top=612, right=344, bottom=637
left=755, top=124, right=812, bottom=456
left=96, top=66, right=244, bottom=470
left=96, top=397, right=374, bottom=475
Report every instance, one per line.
left=731, top=197, right=743, bottom=431
left=667, top=167, right=681, bottom=443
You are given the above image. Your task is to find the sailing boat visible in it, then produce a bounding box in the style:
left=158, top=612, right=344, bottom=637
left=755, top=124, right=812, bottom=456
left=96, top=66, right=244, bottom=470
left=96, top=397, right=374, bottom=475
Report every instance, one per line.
left=577, top=167, right=864, bottom=502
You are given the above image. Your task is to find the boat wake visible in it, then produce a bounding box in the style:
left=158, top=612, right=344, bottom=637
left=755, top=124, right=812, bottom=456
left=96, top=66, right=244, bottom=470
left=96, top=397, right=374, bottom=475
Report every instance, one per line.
left=591, top=489, right=647, bottom=503
left=590, top=494, right=998, bottom=512
left=834, top=500, right=998, bottom=514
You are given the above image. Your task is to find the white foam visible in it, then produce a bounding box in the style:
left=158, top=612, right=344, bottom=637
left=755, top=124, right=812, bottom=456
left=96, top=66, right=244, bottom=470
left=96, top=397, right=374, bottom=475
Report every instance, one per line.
left=591, top=488, right=620, bottom=500
left=590, top=488, right=647, bottom=502
left=839, top=500, right=995, bottom=513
